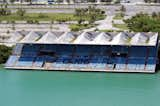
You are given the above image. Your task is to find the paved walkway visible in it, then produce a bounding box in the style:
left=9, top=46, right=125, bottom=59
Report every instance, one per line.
left=83, top=15, right=119, bottom=31
left=96, top=16, right=119, bottom=30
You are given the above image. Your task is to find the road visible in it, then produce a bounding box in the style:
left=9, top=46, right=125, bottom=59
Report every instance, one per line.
left=9, top=4, right=160, bottom=16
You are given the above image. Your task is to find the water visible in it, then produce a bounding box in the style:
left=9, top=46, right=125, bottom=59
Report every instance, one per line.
left=0, top=67, right=160, bottom=106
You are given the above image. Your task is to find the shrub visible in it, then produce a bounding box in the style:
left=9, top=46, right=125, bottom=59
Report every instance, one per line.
left=38, top=13, right=48, bottom=18
left=27, top=20, right=33, bottom=24
left=34, top=20, right=39, bottom=24
left=69, top=24, right=95, bottom=31
left=26, top=19, right=39, bottom=24
left=152, top=12, right=157, bottom=17
left=101, top=11, right=105, bottom=14
left=0, top=6, right=11, bottom=16
left=51, top=20, right=54, bottom=24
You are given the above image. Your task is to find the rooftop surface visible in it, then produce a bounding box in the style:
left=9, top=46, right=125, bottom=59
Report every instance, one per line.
left=7, top=31, right=159, bottom=46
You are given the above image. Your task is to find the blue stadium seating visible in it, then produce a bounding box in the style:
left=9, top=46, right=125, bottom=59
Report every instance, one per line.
left=55, top=45, right=73, bottom=55
left=88, top=56, right=107, bottom=69
left=148, top=47, right=157, bottom=57
left=51, top=56, right=71, bottom=69
left=147, top=58, right=156, bottom=64
left=107, top=64, right=114, bottom=70
left=94, top=63, right=106, bottom=69
left=127, top=58, right=146, bottom=70
left=22, top=44, right=39, bottom=52
left=112, top=46, right=128, bottom=53
left=16, top=56, right=34, bottom=67
left=129, top=46, right=147, bottom=57
left=145, top=58, right=157, bottom=71
left=115, top=64, right=126, bottom=70
left=136, top=64, right=145, bottom=70
left=75, top=45, right=99, bottom=56
left=41, top=45, right=56, bottom=52
left=90, top=46, right=103, bottom=55
left=21, top=51, right=37, bottom=57
left=21, top=44, right=39, bottom=57
left=145, top=65, right=155, bottom=71
left=114, top=57, right=126, bottom=64
left=72, top=63, right=87, bottom=69
left=127, top=64, right=137, bottom=70
left=33, top=57, right=44, bottom=67
left=52, top=62, right=70, bottom=69
left=44, top=56, right=56, bottom=62
left=7, top=44, right=158, bottom=72
left=87, top=63, right=98, bottom=69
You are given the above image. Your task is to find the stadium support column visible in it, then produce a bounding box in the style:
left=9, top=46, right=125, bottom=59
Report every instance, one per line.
left=63, top=0, right=68, bottom=4
left=96, top=0, right=101, bottom=4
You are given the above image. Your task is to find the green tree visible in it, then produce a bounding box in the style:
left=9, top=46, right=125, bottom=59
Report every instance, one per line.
left=152, top=12, right=157, bottom=17
left=88, top=6, right=103, bottom=24
left=75, top=8, right=86, bottom=24
left=0, top=45, right=12, bottom=64
left=16, top=8, right=26, bottom=17
left=0, top=4, right=11, bottom=16
left=124, top=13, right=160, bottom=32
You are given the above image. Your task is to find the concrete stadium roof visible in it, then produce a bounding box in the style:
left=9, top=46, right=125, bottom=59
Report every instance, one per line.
left=8, top=31, right=159, bottom=46
left=130, top=32, right=148, bottom=45
left=37, top=31, right=59, bottom=44
left=7, top=32, right=25, bottom=43
left=111, top=32, right=130, bottom=45
left=94, top=32, right=111, bottom=44
left=57, top=32, right=77, bottom=43
left=20, top=31, right=41, bottom=43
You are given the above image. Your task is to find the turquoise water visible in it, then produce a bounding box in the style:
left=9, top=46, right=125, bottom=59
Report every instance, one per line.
left=0, top=67, right=160, bottom=106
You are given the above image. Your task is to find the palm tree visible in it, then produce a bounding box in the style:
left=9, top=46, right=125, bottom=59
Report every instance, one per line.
left=75, top=8, right=86, bottom=24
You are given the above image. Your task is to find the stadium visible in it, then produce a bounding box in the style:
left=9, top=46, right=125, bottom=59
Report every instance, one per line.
left=5, top=31, right=159, bottom=73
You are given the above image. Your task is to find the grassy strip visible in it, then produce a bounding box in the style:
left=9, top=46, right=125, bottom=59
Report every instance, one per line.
left=0, top=13, right=76, bottom=21
left=99, top=29, right=123, bottom=32
left=0, top=13, right=105, bottom=22
left=113, top=13, right=124, bottom=20
left=113, top=24, right=128, bottom=30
